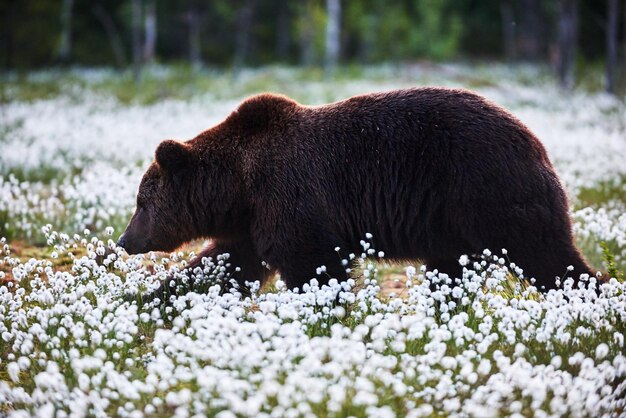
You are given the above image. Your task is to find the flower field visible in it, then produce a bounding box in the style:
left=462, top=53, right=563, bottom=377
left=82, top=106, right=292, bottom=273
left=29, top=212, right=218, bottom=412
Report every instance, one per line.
left=1, top=64, right=625, bottom=417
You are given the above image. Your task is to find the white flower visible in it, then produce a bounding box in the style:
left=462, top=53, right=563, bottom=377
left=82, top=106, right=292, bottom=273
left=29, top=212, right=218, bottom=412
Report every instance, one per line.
left=405, top=266, right=417, bottom=278
left=595, top=343, right=609, bottom=360
left=8, top=362, right=20, bottom=382
left=333, top=306, right=346, bottom=318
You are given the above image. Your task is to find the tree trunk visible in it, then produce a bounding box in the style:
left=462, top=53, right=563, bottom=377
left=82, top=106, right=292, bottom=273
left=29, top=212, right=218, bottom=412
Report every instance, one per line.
left=300, top=0, right=315, bottom=66
left=276, top=1, right=290, bottom=61
left=324, top=0, right=341, bottom=76
left=143, top=0, right=157, bottom=64
left=234, top=0, right=257, bottom=70
left=187, top=10, right=202, bottom=68
left=57, top=0, right=74, bottom=63
left=500, top=0, right=515, bottom=61
left=557, top=0, right=578, bottom=90
left=606, top=0, right=619, bottom=94
left=92, top=4, right=127, bottom=68
left=358, top=13, right=378, bottom=63
left=2, top=0, right=16, bottom=68
left=519, top=0, right=541, bottom=60
left=131, top=0, right=143, bottom=83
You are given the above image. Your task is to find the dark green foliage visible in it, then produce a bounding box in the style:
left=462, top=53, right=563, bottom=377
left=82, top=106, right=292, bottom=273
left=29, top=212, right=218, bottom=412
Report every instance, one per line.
left=0, top=1, right=60, bottom=68
left=1, top=1, right=622, bottom=71
left=601, top=241, right=624, bottom=281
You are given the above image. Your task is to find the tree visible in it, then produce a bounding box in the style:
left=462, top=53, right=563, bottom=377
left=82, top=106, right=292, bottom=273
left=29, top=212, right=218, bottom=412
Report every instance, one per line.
left=92, top=3, right=127, bottom=68
left=500, top=0, right=516, bottom=61
left=345, top=0, right=382, bottom=63
left=557, top=0, right=578, bottom=90
left=325, top=0, right=341, bottom=76
left=299, top=0, right=316, bottom=67
left=275, top=1, right=291, bottom=61
left=131, top=0, right=142, bottom=82
left=186, top=7, right=203, bottom=68
left=57, top=0, right=74, bottom=63
left=606, top=0, right=619, bottom=94
left=407, top=0, right=463, bottom=60
left=234, top=0, right=258, bottom=70
left=518, top=0, right=542, bottom=60
left=143, top=0, right=156, bottom=64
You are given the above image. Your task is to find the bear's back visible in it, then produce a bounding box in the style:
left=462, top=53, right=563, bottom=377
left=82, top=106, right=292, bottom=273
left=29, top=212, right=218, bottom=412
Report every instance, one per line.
left=251, top=88, right=557, bottom=259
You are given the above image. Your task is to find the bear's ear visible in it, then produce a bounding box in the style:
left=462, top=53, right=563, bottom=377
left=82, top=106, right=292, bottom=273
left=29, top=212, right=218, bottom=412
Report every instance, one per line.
left=155, top=140, right=192, bottom=173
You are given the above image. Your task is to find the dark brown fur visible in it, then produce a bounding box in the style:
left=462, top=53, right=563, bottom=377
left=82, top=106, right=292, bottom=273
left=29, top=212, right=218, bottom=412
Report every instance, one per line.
left=118, top=88, right=594, bottom=292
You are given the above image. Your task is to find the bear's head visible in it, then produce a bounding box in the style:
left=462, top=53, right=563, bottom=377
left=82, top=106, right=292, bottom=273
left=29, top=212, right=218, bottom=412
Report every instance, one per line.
left=117, top=93, right=296, bottom=255
left=118, top=139, right=200, bottom=254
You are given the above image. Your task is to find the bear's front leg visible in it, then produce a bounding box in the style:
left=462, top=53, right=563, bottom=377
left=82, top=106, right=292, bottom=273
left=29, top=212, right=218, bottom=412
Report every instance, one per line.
left=144, top=239, right=273, bottom=304
left=267, top=238, right=349, bottom=291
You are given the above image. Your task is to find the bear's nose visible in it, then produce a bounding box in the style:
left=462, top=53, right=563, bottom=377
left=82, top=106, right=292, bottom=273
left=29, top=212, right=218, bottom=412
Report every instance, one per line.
left=117, top=235, right=127, bottom=249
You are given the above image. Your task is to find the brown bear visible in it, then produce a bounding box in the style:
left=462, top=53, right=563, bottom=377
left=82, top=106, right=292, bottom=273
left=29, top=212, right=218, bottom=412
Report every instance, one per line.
left=117, top=88, right=594, bottom=293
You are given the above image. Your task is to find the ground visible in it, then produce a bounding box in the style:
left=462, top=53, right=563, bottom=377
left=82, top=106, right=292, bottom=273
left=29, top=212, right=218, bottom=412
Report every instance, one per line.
left=0, top=63, right=625, bottom=417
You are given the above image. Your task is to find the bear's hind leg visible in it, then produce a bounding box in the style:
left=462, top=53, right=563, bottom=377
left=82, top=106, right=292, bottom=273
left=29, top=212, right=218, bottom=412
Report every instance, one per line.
left=513, top=245, right=594, bottom=291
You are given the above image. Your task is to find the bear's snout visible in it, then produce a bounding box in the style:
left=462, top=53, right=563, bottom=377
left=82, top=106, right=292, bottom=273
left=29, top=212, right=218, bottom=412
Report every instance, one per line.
left=116, top=234, right=127, bottom=250
left=116, top=231, right=151, bottom=254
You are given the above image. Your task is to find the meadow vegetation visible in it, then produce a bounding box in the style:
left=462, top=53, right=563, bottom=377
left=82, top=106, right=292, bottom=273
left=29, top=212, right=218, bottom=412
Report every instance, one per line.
left=1, top=64, right=625, bottom=416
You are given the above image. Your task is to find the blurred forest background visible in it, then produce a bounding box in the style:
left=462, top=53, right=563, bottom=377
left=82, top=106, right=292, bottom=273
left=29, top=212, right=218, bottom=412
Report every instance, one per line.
left=1, top=0, right=625, bottom=94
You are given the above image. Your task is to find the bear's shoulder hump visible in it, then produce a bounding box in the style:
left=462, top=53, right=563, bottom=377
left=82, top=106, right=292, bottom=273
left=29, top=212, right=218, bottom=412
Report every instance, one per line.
left=228, top=93, right=299, bottom=134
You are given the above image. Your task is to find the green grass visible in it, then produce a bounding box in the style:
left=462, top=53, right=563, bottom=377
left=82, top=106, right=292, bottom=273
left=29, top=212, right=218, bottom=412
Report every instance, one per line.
left=0, top=62, right=575, bottom=106
left=576, top=176, right=626, bottom=208
left=572, top=177, right=626, bottom=275
left=601, top=241, right=625, bottom=282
